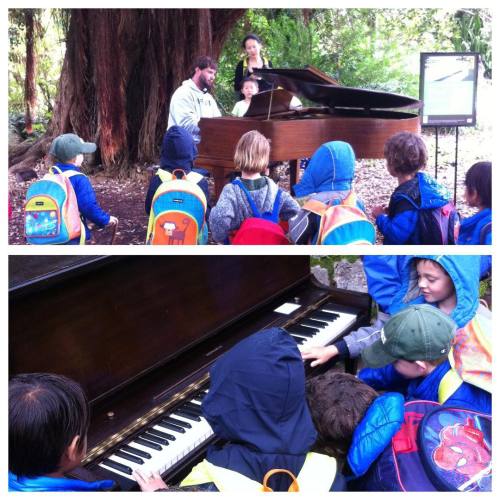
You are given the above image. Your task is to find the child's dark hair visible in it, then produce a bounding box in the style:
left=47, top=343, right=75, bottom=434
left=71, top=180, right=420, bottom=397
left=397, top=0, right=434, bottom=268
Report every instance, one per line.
left=306, top=372, right=377, bottom=460
left=384, top=132, right=428, bottom=175
left=192, top=55, right=217, bottom=75
left=242, top=33, right=263, bottom=48
left=241, top=77, right=258, bottom=91
left=465, top=161, right=491, bottom=208
left=9, top=372, right=89, bottom=477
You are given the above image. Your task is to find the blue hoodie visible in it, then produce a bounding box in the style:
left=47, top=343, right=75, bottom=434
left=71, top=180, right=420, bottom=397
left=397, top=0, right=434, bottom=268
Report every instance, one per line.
left=376, top=172, right=451, bottom=244
left=201, top=328, right=322, bottom=491
left=387, top=255, right=480, bottom=328
left=8, top=472, right=114, bottom=492
left=458, top=208, right=492, bottom=245
left=293, top=141, right=358, bottom=197
left=54, top=162, right=110, bottom=242
left=145, top=126, right=210, bottom=215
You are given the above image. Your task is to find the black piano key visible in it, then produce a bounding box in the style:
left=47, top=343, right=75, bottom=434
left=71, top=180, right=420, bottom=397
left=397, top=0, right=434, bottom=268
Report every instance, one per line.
left=287, top=325, right=318, bottom=337
left=310, top=311, right=338, bottom=321
left=300, top=318, right=328, bottom=328
left=134, top=437, right=162, bottom=451
left=162, top=416, right=191, bottom=429
left=182, top=402, right=202, bottom=414
left=121, top=444, right=152, bottom=459
left=141, top=432, right=170, bottom=446
left=291, top=335, right=305, bottom=345
left=102, top=458, right=132, bottom=476
left=147, top=427, right=176, bottom=441
left=115, top=450, right=144, bottom=465
left=193, top=393, right=205, bottom=402
left=157, top=420, right=186, bottom=434
left=174, top=409, right=201, bottom=422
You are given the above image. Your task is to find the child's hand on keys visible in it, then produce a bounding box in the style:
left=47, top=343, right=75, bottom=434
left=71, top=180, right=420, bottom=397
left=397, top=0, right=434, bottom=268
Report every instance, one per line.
left=132, top=469, right=168, bottom=492
left=300, top=345, right=339, bottom=367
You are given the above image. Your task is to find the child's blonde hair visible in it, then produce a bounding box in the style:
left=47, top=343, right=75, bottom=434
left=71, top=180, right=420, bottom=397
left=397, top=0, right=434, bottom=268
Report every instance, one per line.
left=234, top=130, right=270, bottom=174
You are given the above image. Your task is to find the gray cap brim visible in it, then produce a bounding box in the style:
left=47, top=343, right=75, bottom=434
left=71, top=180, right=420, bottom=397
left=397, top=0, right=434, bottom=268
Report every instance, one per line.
left=361, top=339, right=398, bottom=368
left=80, top=141, right=97, bottom=154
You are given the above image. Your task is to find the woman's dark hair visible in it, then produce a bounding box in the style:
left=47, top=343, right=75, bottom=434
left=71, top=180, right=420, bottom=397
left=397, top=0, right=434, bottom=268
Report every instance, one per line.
left=465, top=161, right=491, bottom=208
left=242, top=33, right=263, bottom=48
left=384, top=131, right=428, bottom=175
left=9, top=373, right=90, bottom=477
left=306, top=372, right=377, bottom=460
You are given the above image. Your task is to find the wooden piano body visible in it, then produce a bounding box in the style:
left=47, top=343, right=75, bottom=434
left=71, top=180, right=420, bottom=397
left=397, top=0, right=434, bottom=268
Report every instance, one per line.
left=197, top=66, right=421, bottom=198
left=9, top=255, right=371, bottom=490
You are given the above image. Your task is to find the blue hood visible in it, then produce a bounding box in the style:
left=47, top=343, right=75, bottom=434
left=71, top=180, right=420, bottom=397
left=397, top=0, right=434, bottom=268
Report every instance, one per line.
left=8, top=472, right=114, bottom=492
left=396, top=172, right=450, bottom=209
left=293, top=141, right=355, bottom=197
left=160, top=125, right=197, bottom=173
left=203, top=328, right=317, bottom=489
left=388, top=255, right=480, bottom=328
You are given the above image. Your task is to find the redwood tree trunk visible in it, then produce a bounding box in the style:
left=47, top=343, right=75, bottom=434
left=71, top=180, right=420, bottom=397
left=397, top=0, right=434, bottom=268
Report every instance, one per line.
left=24, top=9, right=37, bottom=135
left=14, top=8, right=244, bottom=173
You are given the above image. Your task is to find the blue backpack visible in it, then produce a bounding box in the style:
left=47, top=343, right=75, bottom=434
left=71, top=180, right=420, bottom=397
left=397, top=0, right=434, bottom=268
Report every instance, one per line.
left=361, top=401, right=491, bottom=492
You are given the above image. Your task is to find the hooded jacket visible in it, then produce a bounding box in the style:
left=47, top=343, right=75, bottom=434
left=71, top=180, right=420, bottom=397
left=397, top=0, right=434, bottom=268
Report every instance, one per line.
left=209, top=177, right=299, bottom=244
left=8, top=472, right=114, bottom=492
left=458, top=207, right=492, bottom=245
left=181, top=328, right=342, bottom=491
left=167, top=79, right=221, bottom=144
left=387, top=255, right=480, bottom=328
left=289, top=141, right=365, bottom=244
left=376, top=172, right=451, bottom=244
left=145, top=126, right=210, bottom=215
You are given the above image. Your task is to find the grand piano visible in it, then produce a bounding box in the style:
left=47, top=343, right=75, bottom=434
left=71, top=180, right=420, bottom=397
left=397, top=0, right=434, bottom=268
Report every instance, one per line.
left=9, top=255, right=371, bottom=490
left=197, top=66, right=421, bottom=198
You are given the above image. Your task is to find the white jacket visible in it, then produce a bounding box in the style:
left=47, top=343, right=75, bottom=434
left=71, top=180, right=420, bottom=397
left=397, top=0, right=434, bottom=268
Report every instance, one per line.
left=167, top=79, right=221, bottom=143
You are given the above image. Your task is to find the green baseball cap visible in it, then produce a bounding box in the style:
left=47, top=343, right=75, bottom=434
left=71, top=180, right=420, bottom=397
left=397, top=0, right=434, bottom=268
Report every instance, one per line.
left=49, top=133, right=96, bottom=162
left=361, top=304, right=456, bottom=368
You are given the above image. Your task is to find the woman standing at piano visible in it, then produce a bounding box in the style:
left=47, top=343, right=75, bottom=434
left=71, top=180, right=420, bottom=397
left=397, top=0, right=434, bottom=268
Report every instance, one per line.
left=234, top=34, right=273, bottom=99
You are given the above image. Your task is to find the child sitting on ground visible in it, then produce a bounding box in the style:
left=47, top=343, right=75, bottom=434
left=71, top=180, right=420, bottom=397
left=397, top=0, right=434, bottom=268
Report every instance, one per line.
left=289, top=140, right=371, bottom=244
left=359, top=304, right=491, bottom=413
left=372, top=132, right=455, bottom=244
left=231, top=78, right=259, bottom=117
left=209, top=130, right=299, bottom=244
left=458, top=161, right=492, bottom=245
left=48, top=133, right=118, bottom=244
left=9, top=372, right=115, bottom=492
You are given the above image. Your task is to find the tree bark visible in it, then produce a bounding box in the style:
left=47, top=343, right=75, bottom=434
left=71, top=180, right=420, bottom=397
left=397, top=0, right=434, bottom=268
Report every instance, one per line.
left=24, top=9, right=37, bottom=135
left=11, top=8, right=245, bottom=174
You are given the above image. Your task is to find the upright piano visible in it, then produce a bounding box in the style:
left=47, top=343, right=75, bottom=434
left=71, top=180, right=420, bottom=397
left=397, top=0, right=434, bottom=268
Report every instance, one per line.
left=9, top=255, right=371, bottom=490
left=197, top=66, right=421, bottom=198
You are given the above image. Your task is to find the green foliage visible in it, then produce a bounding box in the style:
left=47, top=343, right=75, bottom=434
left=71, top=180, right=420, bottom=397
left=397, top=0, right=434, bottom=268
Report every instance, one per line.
left=451, top=9, right=492, bottom=79
left=8, top=9, right=66, bottom=126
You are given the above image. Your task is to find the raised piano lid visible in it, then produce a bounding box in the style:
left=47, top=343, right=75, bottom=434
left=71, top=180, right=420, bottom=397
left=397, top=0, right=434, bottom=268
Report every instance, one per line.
left=254, top=65, right=421, bottom=110
left=9, top=255, right=311, bottom=405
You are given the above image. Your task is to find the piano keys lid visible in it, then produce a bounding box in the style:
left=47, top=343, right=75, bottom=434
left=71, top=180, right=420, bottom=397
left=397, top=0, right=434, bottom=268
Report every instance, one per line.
left=254, top=65, right=422, bottom=111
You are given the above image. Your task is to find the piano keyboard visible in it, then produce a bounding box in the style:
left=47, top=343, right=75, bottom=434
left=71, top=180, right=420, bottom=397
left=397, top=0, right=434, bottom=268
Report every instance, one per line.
left=95, top=301, right=357, bottom=482
left=97, top=390, right=213, bottom=482
left=284, top=301, right=357, bottom=350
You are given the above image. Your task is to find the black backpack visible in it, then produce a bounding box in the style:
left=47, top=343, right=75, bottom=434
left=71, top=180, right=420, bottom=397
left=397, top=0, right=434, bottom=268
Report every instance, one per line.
left=418, top=201, right=460, bottom=245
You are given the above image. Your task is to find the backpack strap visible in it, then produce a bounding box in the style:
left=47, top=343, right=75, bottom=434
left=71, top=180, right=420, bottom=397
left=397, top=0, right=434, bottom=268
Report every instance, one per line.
left=438, top=368, right=464, bottom=404
left=232, top=178, right=262, bottom=217
left=262, top=469, right=299, bottom=492
left=296, top=452, right=337, bottom=491
left=479, top=221, right=492, bottom=245
left=302, top=198, right=329, bottom=216
left=270, top=188, right=282, bottom=222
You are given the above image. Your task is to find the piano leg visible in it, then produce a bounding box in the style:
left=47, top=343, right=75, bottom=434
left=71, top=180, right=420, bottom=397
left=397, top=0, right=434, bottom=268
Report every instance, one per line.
left=289, top=159, right=298, bottom=188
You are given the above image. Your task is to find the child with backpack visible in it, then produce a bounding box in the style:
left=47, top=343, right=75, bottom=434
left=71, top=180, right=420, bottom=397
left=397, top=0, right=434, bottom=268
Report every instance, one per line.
left=372, top=132, right=458, bottom=245
left=458, top=161, right=492, bottom=245
left=9, top=373, right=115, bottom=492
left=289, top=140, right=375, bottom=245
left=307, top=368, right=491, bottom=491
left=145, top=126, right=209, bottom=245
left=209, top=130, right=299, bottom=244
left=25, top=133, right=117, bottom=244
